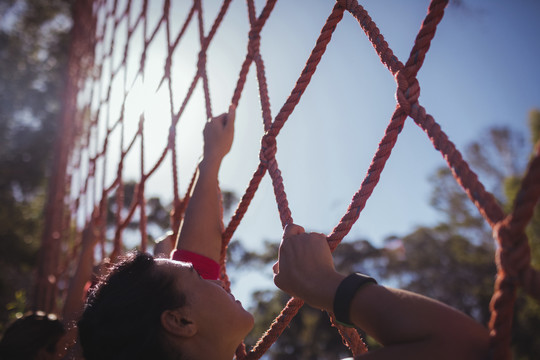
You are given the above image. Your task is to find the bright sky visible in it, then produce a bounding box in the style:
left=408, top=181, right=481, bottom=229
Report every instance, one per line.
left=86, top=0, right=540, bottom=304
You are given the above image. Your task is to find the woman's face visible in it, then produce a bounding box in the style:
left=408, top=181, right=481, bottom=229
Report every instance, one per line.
left=159, top=260, right=254, bottom=344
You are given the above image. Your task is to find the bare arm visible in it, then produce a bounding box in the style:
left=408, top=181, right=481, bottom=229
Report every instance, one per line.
left=273, top=224, right=490, bottom=360
left=174, top=107, right=235, bottom=262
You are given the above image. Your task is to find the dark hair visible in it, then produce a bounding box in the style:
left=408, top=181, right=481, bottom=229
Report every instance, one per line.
left=0, top=311, right=65, bottom=360
left=78, top=252, right=186, bottom=360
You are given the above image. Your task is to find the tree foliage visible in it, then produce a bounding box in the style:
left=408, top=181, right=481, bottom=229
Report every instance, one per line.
left=0, top=0, right=72, bottom=331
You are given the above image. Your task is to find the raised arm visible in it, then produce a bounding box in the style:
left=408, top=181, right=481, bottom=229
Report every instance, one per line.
left=174, top=106, right=235, bottom=262
left=273, top=224, right=490, bottom=360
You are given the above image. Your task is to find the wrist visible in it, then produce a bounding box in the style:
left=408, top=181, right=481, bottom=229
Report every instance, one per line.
left=333, top=273, right=377, bottom=327
left=198, top=156, right=221, bottom=174
left=308, top=271, right=346, bottom=311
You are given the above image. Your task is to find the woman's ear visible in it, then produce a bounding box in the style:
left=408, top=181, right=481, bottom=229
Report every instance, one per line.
left=161, top=308, right=197, bottom=338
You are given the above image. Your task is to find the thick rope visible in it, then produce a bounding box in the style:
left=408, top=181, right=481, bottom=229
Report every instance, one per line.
left=328, top=0, right=448, bottom=248
left=238, top=5, right=347, bottom=358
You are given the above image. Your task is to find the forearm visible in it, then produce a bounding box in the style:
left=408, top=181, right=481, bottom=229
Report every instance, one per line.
left=316, top=276, right=489, bottom=359
left=355, top=285, right=488, bottom=358
left=175, top=157, right=223, bottom=262
left=174, top=109, right=234, bottom=262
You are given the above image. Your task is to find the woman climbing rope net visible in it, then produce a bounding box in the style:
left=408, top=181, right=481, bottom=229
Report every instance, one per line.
left=77, top=108, right=489, bottom=360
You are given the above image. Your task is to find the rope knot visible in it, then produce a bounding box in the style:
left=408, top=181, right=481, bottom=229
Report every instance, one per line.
left=493, top=218, right=532, bottom=286
left=167, top=126, right=176, bottom=148
left=247, top=29, right=262, bottom=62
left=248, top=28, right=261, bottom=41
left=260, top=133, right=277, bottom=165
left=336, top=0, right=356, bottom=10
left=197, top=50, right=207, bottom=71
left=395, top=68, right=420, bottom=116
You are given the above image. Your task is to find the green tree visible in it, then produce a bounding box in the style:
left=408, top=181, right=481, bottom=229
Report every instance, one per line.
left=382, top=226, right=496, bottom=324
left=0, top=0, right=72, bottom=331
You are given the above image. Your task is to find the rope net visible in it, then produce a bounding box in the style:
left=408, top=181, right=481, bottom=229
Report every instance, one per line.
left=36, top=0, right=540, bottom=359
